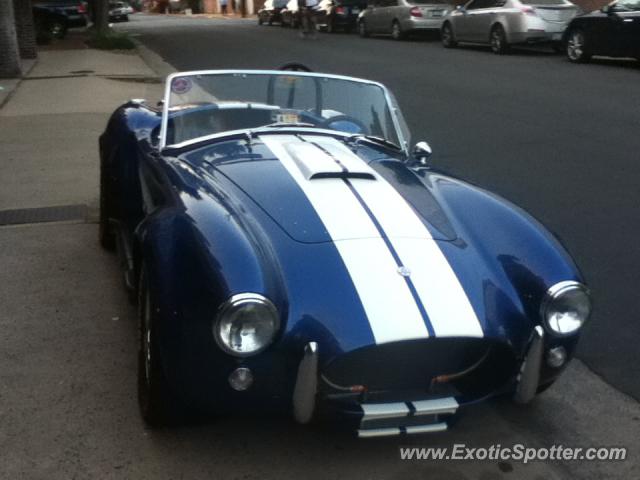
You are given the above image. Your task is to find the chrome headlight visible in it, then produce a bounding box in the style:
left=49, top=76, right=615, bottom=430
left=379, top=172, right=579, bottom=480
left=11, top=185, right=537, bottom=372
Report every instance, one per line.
left=214, top=293, right=279, bottom=357
left=541, top=281, right=591, bottom=336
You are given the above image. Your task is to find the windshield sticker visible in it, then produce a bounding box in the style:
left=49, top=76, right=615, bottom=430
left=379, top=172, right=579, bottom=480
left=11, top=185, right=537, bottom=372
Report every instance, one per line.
left=274, top=112, right=300, bottom=124
left=171, top=77, right=193, bottom=95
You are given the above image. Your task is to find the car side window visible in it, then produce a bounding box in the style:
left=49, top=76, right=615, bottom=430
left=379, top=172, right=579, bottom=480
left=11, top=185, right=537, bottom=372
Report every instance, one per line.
left=469, top=0, right=491, bottom=8
left=465, top=0, right=480, bottom=10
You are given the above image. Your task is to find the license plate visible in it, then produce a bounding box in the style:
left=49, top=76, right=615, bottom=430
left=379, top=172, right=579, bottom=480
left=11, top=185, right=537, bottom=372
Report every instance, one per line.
left=352, top=7, right=360, bottom=13
left=431, top=10, right=443, bottom=17
left=552, top=33, right=561, bottom=41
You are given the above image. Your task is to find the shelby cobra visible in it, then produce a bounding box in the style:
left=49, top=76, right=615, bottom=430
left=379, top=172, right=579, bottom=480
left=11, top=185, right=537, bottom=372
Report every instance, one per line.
left=99, top=67, right=591, bottom=437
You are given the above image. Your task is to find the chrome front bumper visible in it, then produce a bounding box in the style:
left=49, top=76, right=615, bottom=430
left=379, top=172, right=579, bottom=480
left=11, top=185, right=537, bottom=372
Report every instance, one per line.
left=292, top=330, right=544, bottom=436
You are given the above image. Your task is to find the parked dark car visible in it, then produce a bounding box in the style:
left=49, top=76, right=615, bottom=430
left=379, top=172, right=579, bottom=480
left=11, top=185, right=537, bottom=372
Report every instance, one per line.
left=109, top=1, right=130, bottom=21
left=259, top=0, right=289, bottom=24
left=564, top=0, right=640, bottom=62
left=32, top=0, right=88, bottom=40
left=315, top=0, right=368, bottom=32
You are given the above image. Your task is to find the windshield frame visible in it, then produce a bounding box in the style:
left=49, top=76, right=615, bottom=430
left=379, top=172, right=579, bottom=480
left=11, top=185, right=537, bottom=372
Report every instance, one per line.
left=159, top=70, right=409, bottom=154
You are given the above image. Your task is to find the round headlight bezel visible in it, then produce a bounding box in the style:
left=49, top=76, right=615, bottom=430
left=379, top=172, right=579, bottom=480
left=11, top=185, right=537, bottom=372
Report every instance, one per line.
left=540, top=281, right=591, bottom=337
left=214, top=293, right=280, bottom=357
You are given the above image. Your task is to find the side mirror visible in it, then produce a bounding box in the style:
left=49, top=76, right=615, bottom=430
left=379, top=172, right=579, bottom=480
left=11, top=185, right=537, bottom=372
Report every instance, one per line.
left=412, top=141, right=432, bottom=164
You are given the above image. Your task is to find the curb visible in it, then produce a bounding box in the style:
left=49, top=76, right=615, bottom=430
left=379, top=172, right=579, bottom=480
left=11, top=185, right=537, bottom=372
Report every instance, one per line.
left=132, top=39, right=177, bottom=80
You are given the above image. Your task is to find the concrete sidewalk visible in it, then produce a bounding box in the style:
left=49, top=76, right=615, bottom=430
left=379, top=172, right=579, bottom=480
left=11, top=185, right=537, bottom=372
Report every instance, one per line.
left=0, top=41, right=164, bottom=212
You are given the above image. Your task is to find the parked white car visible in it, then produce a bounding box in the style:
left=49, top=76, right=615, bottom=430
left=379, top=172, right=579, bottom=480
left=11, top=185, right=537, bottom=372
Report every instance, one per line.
left=441, top=0, right=577, bottom=53
left=358, top=0, right=454, bottom=39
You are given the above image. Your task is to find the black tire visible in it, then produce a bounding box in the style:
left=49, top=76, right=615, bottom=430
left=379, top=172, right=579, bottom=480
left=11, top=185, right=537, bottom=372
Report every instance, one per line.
left=566, top=28, right=591, bottom=63
left=441, top=22, right=456, bottom=48
left=137, top=266, right=180, bottom=427
left=490, top=24, right=509, bottom=54
left=99, top=156, right=116, bottom=251
left=358, top=20, right=369, bottom=38
left=326, top=17, right=334, bottom=33
left=258, top=15, right=263, bottom=25
left=536, top=381, right=555, bottom=394
left=391, top=20, right=404, bottom=40
left=49, top=20, right=67, bottom=39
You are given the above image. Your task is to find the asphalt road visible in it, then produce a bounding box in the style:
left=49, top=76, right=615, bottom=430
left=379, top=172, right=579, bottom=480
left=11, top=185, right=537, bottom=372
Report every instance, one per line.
left=119, top=13, right=640, bottom=401
left=0, top=14, right=638, bottom=480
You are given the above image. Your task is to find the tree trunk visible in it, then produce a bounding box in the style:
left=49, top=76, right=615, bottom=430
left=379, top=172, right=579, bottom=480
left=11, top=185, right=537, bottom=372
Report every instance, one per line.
left=13, top=0, right=37, bottom=60
left=0, top=0, right=21, bottom=77
left=94, top=0, right=110, bottom=34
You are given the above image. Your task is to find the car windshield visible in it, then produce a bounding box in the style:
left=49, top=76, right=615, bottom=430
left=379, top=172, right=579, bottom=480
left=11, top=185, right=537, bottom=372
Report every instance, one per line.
left=161, top=71, right=405, bottom=149
left=613, top=0, right=640, bottom=10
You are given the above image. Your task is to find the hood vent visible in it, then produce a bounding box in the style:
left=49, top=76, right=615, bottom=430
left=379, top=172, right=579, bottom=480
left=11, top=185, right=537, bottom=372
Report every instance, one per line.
left=285, top=141, right=376, bottom=181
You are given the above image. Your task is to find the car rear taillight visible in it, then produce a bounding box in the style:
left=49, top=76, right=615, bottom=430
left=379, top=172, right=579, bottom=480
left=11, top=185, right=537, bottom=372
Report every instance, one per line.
left=77, top=2, right=87, bottom=13
left=410, top=6, right=422, bottom=16
left=520, top=6, right=536, bottom=15
left=335, top=6, right=346, bottom=14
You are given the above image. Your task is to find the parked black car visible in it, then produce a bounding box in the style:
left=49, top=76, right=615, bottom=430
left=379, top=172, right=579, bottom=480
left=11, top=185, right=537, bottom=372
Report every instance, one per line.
left=315, top=0, right=367, bottom=32
left=564, top=0, right=640, bottom=63
left=33, top=0, right=88, bottom=41
left=258, top=0, right=289, bottom=24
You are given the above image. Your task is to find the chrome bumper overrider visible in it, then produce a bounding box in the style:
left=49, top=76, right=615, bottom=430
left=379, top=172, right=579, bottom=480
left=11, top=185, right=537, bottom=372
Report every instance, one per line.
left=514, top=326, right=544, bottom=404
left=293, top=342, right=318, bottom=424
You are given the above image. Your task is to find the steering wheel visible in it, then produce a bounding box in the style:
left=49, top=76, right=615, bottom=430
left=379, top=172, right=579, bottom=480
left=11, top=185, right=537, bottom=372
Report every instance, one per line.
left=279, top=62, right=313, bottom=72
left=318, top=115, right=367, bottom=134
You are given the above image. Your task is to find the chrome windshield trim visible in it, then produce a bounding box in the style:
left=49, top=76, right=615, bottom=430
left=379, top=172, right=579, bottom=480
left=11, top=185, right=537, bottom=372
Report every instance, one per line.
left=159, top=70, right=409, bottom=154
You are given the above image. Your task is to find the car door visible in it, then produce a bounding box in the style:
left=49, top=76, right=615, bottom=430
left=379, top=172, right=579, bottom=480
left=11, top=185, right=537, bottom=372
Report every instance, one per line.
left=377, top=0, right=398, bottom=32
left=454, top=0, right=480, bottom=41
left=608, top=6, right=640, bottom=56
left=465, top=0, right=500, bottom=42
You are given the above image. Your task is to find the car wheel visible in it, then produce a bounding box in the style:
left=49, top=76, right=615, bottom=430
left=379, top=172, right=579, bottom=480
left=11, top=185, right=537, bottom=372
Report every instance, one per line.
left=326, top=17, right=335, bottom=33
left=138, top=266, right=180, bottom=427
left=258, top=15, right=263, bottom=25
left=99, top=156, right=116, bottom=251
left=566, top=28, right=591, bottom=63
left=358, top=20, right=369, bottom=38
left=441, top=22, right=456, bottom=48
left=391, top=20, right=404, bottom=40
left=49, top=20, right=67, bottom=39
left=490, top=24, right=509, bottom=54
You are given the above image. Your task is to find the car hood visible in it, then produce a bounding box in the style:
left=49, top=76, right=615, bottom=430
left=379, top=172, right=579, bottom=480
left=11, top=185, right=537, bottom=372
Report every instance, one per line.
left=207, top=133, right=457, bottom=243
left=176, top=132, right=579, bottom=359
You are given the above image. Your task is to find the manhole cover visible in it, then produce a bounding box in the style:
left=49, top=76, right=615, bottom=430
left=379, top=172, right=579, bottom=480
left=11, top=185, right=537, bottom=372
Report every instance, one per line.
left=0, top=205, right=87, bottom=226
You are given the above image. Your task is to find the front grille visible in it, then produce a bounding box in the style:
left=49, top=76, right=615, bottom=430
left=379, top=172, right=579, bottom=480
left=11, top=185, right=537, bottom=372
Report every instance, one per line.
left=322, top=338, right=517, bottom=399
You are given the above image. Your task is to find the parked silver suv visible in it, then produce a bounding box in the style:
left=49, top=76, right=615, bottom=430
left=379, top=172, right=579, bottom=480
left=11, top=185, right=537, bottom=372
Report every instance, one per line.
left=358, top=0, right=454, bottom=39
left=441, top=0, right=577, bottom=53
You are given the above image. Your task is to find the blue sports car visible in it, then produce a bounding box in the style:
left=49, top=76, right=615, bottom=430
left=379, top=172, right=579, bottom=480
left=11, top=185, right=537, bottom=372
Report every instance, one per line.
left=99, top=66, right=591, bottom=437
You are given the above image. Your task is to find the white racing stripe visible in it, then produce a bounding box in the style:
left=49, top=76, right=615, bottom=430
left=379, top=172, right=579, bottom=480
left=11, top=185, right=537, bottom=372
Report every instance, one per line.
left=304, top=135, right=484, bottom=338
left=260, top=134, right=430, bottom=344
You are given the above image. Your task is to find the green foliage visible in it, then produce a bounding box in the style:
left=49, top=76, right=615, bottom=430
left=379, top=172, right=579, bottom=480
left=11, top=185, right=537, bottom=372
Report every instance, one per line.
left=86, top=30, right=136, bottom=50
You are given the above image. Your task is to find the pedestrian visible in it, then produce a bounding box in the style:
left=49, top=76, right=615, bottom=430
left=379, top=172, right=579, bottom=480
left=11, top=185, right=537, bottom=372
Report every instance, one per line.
left=220, top=0, right=228, bottom=15
left=298, top=0, right=318, bottom=38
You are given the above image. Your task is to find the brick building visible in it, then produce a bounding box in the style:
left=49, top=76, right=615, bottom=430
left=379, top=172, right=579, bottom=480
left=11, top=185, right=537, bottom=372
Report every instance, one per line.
left=0, top=0, right=37, bottom=78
